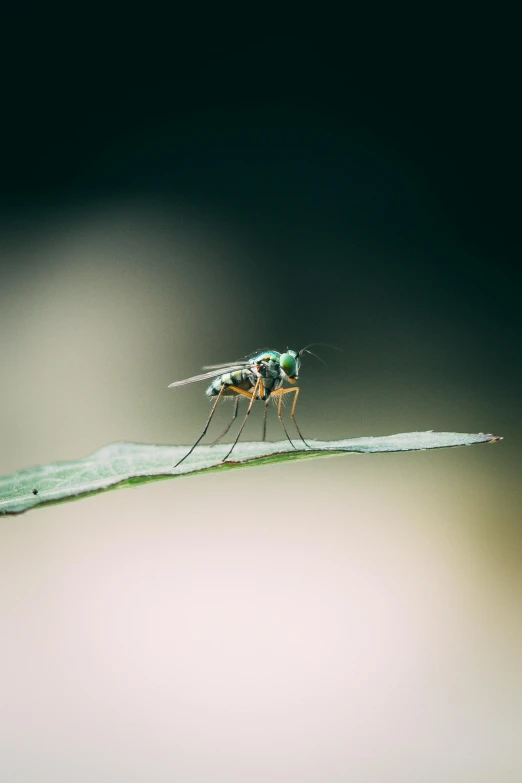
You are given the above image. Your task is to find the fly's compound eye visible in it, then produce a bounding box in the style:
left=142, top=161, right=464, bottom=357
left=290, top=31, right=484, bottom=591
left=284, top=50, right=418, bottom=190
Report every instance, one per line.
left=279, top=352, right=297, bottom=378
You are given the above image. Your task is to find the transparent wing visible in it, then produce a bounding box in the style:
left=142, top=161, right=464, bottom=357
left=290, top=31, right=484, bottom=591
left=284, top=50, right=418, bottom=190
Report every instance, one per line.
left=168, top=365, right=247, bottom=388
left=202, top=349, right=276, bottom=371
left=202, top=360, right=252, bottom=370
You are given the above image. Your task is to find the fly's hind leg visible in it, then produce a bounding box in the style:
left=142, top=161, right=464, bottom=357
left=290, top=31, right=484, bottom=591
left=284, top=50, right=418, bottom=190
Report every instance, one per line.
left=211, top=395, right=239, bottom=445
left=174, top=383, right=227, bottom=468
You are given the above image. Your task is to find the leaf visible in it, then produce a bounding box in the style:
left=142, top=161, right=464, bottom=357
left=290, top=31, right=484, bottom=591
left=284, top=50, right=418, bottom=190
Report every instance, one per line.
left=0, top=432, right=502, bottom=516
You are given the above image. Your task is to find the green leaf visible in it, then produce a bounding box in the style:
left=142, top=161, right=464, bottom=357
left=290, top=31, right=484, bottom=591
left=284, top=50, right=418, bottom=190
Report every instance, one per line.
left=0, top=432, right=502, bottom=516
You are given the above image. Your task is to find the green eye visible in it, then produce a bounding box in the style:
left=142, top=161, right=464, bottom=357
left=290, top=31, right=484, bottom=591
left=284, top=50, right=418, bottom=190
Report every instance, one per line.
left=280, top=352, right=296, bottom=376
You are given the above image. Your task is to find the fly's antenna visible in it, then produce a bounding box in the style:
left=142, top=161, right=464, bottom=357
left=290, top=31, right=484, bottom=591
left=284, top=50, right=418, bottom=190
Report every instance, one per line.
left=298, top=342, right=343, bottom=365
left=302, top=349, right=328, bottom=366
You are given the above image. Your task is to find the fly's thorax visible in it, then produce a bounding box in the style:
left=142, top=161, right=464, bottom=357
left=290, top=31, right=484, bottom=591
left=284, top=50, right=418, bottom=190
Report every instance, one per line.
left=257, top=361, right=281, bottom=380
left=260, top=374, right=281, bottom=393
left=250, top=350, right=282, bottom=382
left=250, top=350, right=281, bottom=365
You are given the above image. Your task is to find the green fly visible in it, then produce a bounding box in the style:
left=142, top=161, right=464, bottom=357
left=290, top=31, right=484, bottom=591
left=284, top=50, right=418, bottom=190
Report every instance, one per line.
left=169, top=345, right=328, bottom=466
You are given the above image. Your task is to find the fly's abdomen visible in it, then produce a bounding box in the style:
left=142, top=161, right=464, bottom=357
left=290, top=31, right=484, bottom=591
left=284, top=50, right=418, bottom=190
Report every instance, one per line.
left=206, top=369, right=254, bottom=397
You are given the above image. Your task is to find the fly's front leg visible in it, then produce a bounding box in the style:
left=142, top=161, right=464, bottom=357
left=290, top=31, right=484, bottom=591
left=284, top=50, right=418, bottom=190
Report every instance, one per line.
left=273, top=387, right=310, bottom=448
left=270, top=388, right=297, bottom=450
left=287, top=386, right=310, bottom=447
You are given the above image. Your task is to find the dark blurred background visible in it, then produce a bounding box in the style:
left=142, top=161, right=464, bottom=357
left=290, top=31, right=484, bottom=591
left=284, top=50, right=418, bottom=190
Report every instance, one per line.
left=1, top=10, right=521, bottom=782
left=1, top=10, right=520, bottom=461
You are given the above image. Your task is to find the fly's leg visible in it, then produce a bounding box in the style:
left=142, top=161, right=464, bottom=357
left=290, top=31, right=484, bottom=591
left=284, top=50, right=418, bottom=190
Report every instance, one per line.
left=270, top=388, right=297, bottom=450
left=285, top=386, right=311, bottom=447
left=272, top=387, right=311, bottom=448
left=211, top=396, right=239, bottom=445
left=174, top=383, right=227, bottom=468
left=262, top=396, right=270, bottom=441
left=287, top=386, right=311, bottom=447
left=222, top=379, right=261, bottom=462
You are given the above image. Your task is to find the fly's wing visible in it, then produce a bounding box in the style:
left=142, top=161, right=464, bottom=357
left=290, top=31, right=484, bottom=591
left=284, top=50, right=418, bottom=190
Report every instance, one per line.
left=168, top=365, right=248, bottom=388
left=202, top=348, right=279, bottom=371
left=201, top=356, right=256, bottom=370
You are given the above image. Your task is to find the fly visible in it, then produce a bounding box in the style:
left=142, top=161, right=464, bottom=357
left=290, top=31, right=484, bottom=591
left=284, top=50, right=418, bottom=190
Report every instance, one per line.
left=168, top=344, right=335, bottom=466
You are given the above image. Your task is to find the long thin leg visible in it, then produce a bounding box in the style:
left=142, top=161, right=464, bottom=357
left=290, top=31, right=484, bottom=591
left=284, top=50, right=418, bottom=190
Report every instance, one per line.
left=272, top=387, right=311, bottom=448
left=262, top=397, right=270, bottom=441
left=211, top=395, right=239, bottom=445
left=212, top=379, right=262, bottom=444
left=222, top=378, right=261, bottom=462
left=286, top=386, right=311, bottom=447
left=174, top=384, right=227, bottom=468
left=270, top=388, right=297, bottom=450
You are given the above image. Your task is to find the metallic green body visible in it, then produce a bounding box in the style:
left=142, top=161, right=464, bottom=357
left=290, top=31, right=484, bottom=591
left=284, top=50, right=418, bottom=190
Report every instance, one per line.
left=206, top=349, right=300, bottom=400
